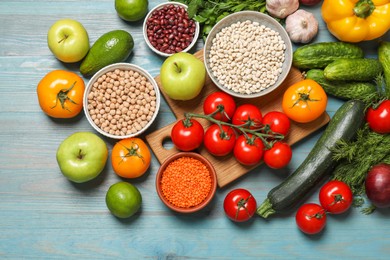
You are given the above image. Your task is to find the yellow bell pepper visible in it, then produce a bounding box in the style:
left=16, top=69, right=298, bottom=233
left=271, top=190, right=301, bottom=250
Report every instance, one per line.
left=321, top=0, right=390, bottom=42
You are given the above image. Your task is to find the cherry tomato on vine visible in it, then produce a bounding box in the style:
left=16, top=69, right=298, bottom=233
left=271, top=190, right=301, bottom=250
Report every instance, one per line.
left=204, top=124, right=236, bottom=156
left=282, top=79, right=327, bottom=123
left=223, top=188, right=257, bottom=222
left=366, top=99, right=390, bottom=134
left=111, top=138, right=151, bottom=178
left=233, top=134, right=264, bottom=166
left=171, top=118, right=204, bottom=151
left=295, top=203, right=327, bottom=235
left=319, top=180, right=353, bottom=214
left=262, top=111, right=291, bottom=136
left=37, top=70, right=85, bottom=118
left=263, top=142, right=292, bottom=169
left=232, top=104, right=262, bottom=129
left=203, top=91, right=236, bottom=122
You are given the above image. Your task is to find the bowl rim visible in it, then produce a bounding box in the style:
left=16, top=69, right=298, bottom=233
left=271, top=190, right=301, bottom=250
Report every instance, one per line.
left=83, top=62, right=161, bottom=139
left=155, top=152, right=217, bottom=213
left=203, top=11, right=293, bottom=99
left=142, top=2, right=200, bottom=57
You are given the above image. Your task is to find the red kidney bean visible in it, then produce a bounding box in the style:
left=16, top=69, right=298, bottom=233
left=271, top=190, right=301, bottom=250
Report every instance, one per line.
left=146, top=4, right=196, bottom=54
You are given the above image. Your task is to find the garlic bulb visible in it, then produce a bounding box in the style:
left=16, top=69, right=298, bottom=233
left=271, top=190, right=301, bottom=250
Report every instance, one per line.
left=285, top=9, right=319, bottom=44
left=266, top=0, right=299, bottom=19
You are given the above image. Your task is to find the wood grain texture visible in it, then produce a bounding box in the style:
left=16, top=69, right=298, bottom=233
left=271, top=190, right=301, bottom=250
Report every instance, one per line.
left=1, top=1, right=390, bottom=259
left=146, top=49, right=330, bottom=187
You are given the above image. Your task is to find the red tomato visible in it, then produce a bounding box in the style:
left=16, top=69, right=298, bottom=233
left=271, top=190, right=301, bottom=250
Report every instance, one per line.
left=296, top=203, right=327, bottom=235
left=233, top=134, right=264, bottom=166
left=366, top=99, right=390, bottom=134
left=223, top=188, right=257, bottom=222
left=171, top=118, right=204, bottom=151
left=262, top=111, right=291, bottom=136
left=319, top=180, right=353, bottom=214
left=203, top=91, right=236, bottom=122
left=232, top=104, right=262, bottom=129
left=263, top=142, right=292, bottom=169
left=204, top=124, right=236, bottom=156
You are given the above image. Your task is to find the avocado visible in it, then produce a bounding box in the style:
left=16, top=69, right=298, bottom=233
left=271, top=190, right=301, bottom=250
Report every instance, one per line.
left=80, top=30, right=134, bottom=77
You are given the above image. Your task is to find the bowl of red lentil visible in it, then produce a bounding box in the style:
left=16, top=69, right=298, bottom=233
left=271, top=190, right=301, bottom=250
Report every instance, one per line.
left=143, top=2, right=200, bottom=57
left=156, top=152, right=217, bottom=213
left=83, top=63, right=160, bottom=139
left=204, top=11, right=293, bottom=98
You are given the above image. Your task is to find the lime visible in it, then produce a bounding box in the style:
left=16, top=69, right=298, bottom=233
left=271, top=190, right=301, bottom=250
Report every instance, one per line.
left=115, top=0, right=148, bottom=22
left=105, top=181, right=142, bottom=218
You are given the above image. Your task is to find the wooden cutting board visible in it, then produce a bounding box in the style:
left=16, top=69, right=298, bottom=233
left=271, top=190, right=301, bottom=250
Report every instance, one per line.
left=146, top=49, right=330, bottom=188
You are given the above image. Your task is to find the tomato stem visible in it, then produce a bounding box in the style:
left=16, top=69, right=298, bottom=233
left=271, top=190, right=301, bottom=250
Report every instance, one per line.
left=51, top=81, right=78, bottom=112
left=291, top=89, right=321, bottom=111
left=118, top=141, right=145, bottom=164
left=185, top=112, right=284, bottom=148
left=235, top=195, right=252, bottom=220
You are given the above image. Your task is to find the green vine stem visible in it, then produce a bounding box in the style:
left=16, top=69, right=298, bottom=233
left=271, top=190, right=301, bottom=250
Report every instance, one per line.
left=184, top=106, right=285, bottom=149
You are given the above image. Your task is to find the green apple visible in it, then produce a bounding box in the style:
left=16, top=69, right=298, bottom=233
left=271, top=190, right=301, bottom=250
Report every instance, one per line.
left=56, top=132, right=108, bottom=183
left=160, top=52, right=206, bottom=101
left=47, top=19, right=89, bottom=63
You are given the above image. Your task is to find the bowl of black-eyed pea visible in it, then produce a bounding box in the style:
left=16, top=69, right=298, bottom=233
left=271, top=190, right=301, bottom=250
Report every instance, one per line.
left=204, top=11, right=293, bottom=99
left=83, top=63, right=160, bottom=139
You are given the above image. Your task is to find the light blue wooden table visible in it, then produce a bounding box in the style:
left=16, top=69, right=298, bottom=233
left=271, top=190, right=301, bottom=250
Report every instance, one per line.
left=1, top=0, right=389, bottom=259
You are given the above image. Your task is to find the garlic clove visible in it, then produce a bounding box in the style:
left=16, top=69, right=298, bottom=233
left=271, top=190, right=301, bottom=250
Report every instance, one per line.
left=285, top=9, right=319, bottom=44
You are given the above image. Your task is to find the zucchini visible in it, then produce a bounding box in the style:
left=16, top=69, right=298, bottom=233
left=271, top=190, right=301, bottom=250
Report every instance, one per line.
left=257, top=100, right=366, bottom=218
left=306, top=69, right=377, bottom=100
left=293, top=42, right=364, bottom=70
left=378, top=41, right=390, bottom=98
left=324, top=58, right=383, bottom=81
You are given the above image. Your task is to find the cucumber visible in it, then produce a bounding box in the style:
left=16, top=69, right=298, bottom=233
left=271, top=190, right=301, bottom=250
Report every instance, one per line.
left=257, top=100, right=366, bottom=218
left=324, top=58, right=383, bottom=81
left=378, top=41, right=390, bottom=97
left=306, top=69, right=377, bottom=100
left=293, top=42, right=364, bottom=70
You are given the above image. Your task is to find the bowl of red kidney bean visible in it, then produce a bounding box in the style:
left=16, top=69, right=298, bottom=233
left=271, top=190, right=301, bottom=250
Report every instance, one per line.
left=143, top=2, right=200, bottom=57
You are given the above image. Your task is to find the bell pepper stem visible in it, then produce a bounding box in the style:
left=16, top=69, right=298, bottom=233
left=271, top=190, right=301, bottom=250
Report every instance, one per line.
left=354, top=0, right=375, bottom=19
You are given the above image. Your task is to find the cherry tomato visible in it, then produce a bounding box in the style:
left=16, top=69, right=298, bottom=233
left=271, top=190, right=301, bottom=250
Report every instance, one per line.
left=171, top=118, right=204, bottom=151
left=223, top=188, right=257, bottom=222
left=203, top=91, right=236, bottom=122
left=204, top=124, right=236, bottom=156
left=319, top=180, right=353, bottom=214
left=233, top=134, right=264, bottom=166
left=37, top=70, right=85, bottom=118
left=296, top=203, right=327, bottom=235
left=366, top=99, right=390, bottom=134
left=111, top=138, right=151, bottom=178
left=262, top=111, right=291, bottom=136
left=232, top=104, right=262, bottom=129
left=282, top=79, right=327, bottom=123
left=263, top=142, right=292, bottom=169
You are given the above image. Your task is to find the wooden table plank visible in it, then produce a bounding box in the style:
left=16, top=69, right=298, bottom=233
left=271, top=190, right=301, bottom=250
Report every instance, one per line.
left=0, top=0, right=389, bottom=259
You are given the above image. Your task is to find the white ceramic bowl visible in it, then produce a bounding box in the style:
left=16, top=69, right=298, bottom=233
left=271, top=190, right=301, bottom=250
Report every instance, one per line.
left=143, top=2, right=200, bottom=57
left=83, top=63, right=160, bottom=139
left=204, top=11, right=293, bottom=99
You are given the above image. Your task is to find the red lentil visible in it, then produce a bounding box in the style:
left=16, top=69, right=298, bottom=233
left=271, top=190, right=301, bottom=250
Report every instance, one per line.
left=160, top=157, right=212, bottom=208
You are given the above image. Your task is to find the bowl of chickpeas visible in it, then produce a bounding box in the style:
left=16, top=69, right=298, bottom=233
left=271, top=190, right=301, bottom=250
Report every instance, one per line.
left=204, top=11, right=293, bottom=98
left=83, top=63, right=160, bottom=139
